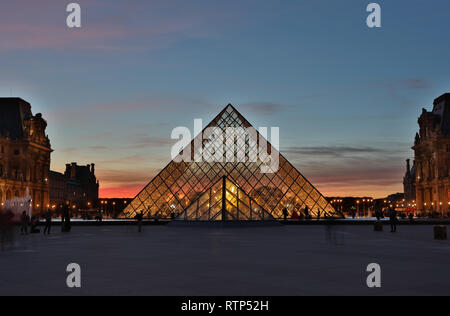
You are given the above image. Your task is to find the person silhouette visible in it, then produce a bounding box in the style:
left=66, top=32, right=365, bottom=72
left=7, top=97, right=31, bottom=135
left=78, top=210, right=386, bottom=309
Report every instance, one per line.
left=317, top=209, right=321, bottom=220
left=30, top=216, right=40, bottom=234
left=351, top=207, right=356, bottom=219
left=96, top=210, right=103, bottom=223
left=375, top=209, right=381, bottom=221
left=282, top=208, right=288, bottom=222
left=62, top=205, right=71, bottom=233
left=135, top=211, right=144, bottom=233
left=390, top=207, right=398, bottom=232
left=20, top=211, right=29, bottom=235
left=43, top=209, right=52, bottom=235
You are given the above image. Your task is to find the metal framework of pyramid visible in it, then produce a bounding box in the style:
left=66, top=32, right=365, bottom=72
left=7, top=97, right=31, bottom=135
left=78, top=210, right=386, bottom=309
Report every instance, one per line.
left=120, top=104, right=342, bottom=220
left=175, top=176, right=275, bottom=221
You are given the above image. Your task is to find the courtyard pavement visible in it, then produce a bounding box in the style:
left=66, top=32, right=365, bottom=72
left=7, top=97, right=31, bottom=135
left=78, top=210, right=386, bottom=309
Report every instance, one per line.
left=0, top=224, right=449, bottom=296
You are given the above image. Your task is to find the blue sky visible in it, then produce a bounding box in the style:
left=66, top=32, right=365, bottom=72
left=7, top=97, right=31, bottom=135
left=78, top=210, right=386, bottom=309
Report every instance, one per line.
left=1, top=0, right=449, bottom=197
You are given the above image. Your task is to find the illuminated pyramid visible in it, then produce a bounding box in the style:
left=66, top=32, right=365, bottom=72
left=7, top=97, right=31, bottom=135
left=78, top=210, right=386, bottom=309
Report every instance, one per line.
left=120, top=104, right=341, bottom=220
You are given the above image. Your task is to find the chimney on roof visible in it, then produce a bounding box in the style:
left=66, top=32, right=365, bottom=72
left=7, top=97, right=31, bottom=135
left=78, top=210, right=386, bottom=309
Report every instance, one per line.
left=406, top=159, right=411, bottom=174
left=71, top=162, right=77, bottom=179
left=91, top=163, right=95, bottom=175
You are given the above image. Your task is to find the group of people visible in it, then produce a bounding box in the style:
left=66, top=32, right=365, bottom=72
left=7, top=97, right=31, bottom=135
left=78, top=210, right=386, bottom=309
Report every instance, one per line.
left=19, top=210, right=54, bottom=235
left=134, top=210, right=163, bottom=232
left=388, top=208, right=398, bottom=233
left=374, top=208, right=399, bottom=232
left=1, top=209, right=54, bottom=250
left=17, top=204, right=74, bottom=236
left=282, top=206, right=325, bottom=221
left=280, top=205, right=400, bottom=232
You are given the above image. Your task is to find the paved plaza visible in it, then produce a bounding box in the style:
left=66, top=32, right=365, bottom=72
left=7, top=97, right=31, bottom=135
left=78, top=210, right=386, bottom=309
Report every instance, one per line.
left=0, top=224, right=449, bottom=296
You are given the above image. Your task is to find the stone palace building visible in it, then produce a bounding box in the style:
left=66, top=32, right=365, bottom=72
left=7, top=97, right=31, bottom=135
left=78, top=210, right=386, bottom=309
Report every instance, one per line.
left=0, top=98, right=52, bottom=214
left=49, top=162, right=99, bottom=209
left=411, top=93, right=450, bottom=216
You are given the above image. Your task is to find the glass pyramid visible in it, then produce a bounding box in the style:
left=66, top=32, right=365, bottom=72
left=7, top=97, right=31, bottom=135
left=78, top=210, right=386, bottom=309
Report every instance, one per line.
left=175, top=176, right=275, bottom=221
left=119, top=104, right=342, bottom=220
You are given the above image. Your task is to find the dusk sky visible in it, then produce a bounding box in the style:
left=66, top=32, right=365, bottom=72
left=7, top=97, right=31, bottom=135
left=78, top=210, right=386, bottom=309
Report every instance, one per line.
left=1, top=0, right=450, bottom=198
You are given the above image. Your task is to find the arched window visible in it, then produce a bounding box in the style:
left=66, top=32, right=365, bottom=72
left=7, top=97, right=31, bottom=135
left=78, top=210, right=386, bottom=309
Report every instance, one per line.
left=6, top=190, right=11, bottom=201
left=0, top=164, right=3, bottom=177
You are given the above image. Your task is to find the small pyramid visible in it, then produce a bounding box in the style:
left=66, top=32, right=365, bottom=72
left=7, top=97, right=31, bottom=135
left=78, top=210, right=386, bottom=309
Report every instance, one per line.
left=175, top=176, right=275, bottom=221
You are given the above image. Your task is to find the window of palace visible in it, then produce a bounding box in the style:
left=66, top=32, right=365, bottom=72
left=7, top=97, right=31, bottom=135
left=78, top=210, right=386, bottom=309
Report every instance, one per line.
left=447, top=144, right=450, bottom=153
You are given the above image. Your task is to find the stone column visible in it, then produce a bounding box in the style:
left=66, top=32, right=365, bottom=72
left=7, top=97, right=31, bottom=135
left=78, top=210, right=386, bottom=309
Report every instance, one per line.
left=416, top=187, right=423, bottom=213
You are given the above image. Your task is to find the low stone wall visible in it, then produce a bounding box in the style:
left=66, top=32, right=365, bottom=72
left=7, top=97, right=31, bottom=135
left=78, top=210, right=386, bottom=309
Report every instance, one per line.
left=26, top=218, right=450, bottom=226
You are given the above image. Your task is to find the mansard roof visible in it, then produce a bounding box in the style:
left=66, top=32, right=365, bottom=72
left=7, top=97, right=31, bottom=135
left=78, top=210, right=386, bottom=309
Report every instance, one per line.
left=0, top=98, right=32, bottom=140
left=432, top=93, right=450, bottom=136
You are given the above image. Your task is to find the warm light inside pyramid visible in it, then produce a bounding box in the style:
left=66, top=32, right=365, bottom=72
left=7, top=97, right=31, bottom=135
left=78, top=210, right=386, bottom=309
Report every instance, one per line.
left=175, top=176, right=274, bottom=221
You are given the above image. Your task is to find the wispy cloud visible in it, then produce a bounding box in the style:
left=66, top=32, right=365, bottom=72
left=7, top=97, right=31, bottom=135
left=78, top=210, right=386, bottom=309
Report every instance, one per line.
left=381, top=78, right=431, bottom=91
left=89, top=146, right=109, bottom=151
left=97, top=168, right=155, bottom=185
left=91, top=97, right=213, bottom=113
left=282, top=145, right=388, bottom=158
left=377, top=78, right=432, bottom=106
left=282, top=142, right=411, bottom=198
left=0, top=0, right=243, bottom=53
left=128, top=134, right=176, bottom=149
left=0, top=23, right=127, bottom=51
left=240, top=102, right=284, bottom=116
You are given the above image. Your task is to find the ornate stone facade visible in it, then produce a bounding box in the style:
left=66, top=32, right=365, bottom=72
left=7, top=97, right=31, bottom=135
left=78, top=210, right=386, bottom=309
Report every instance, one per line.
left=412, top=93, right=450, bottom=216
left=49, top=162, right=99, bottom=211
left=0, top=98, right=52, bottom=215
